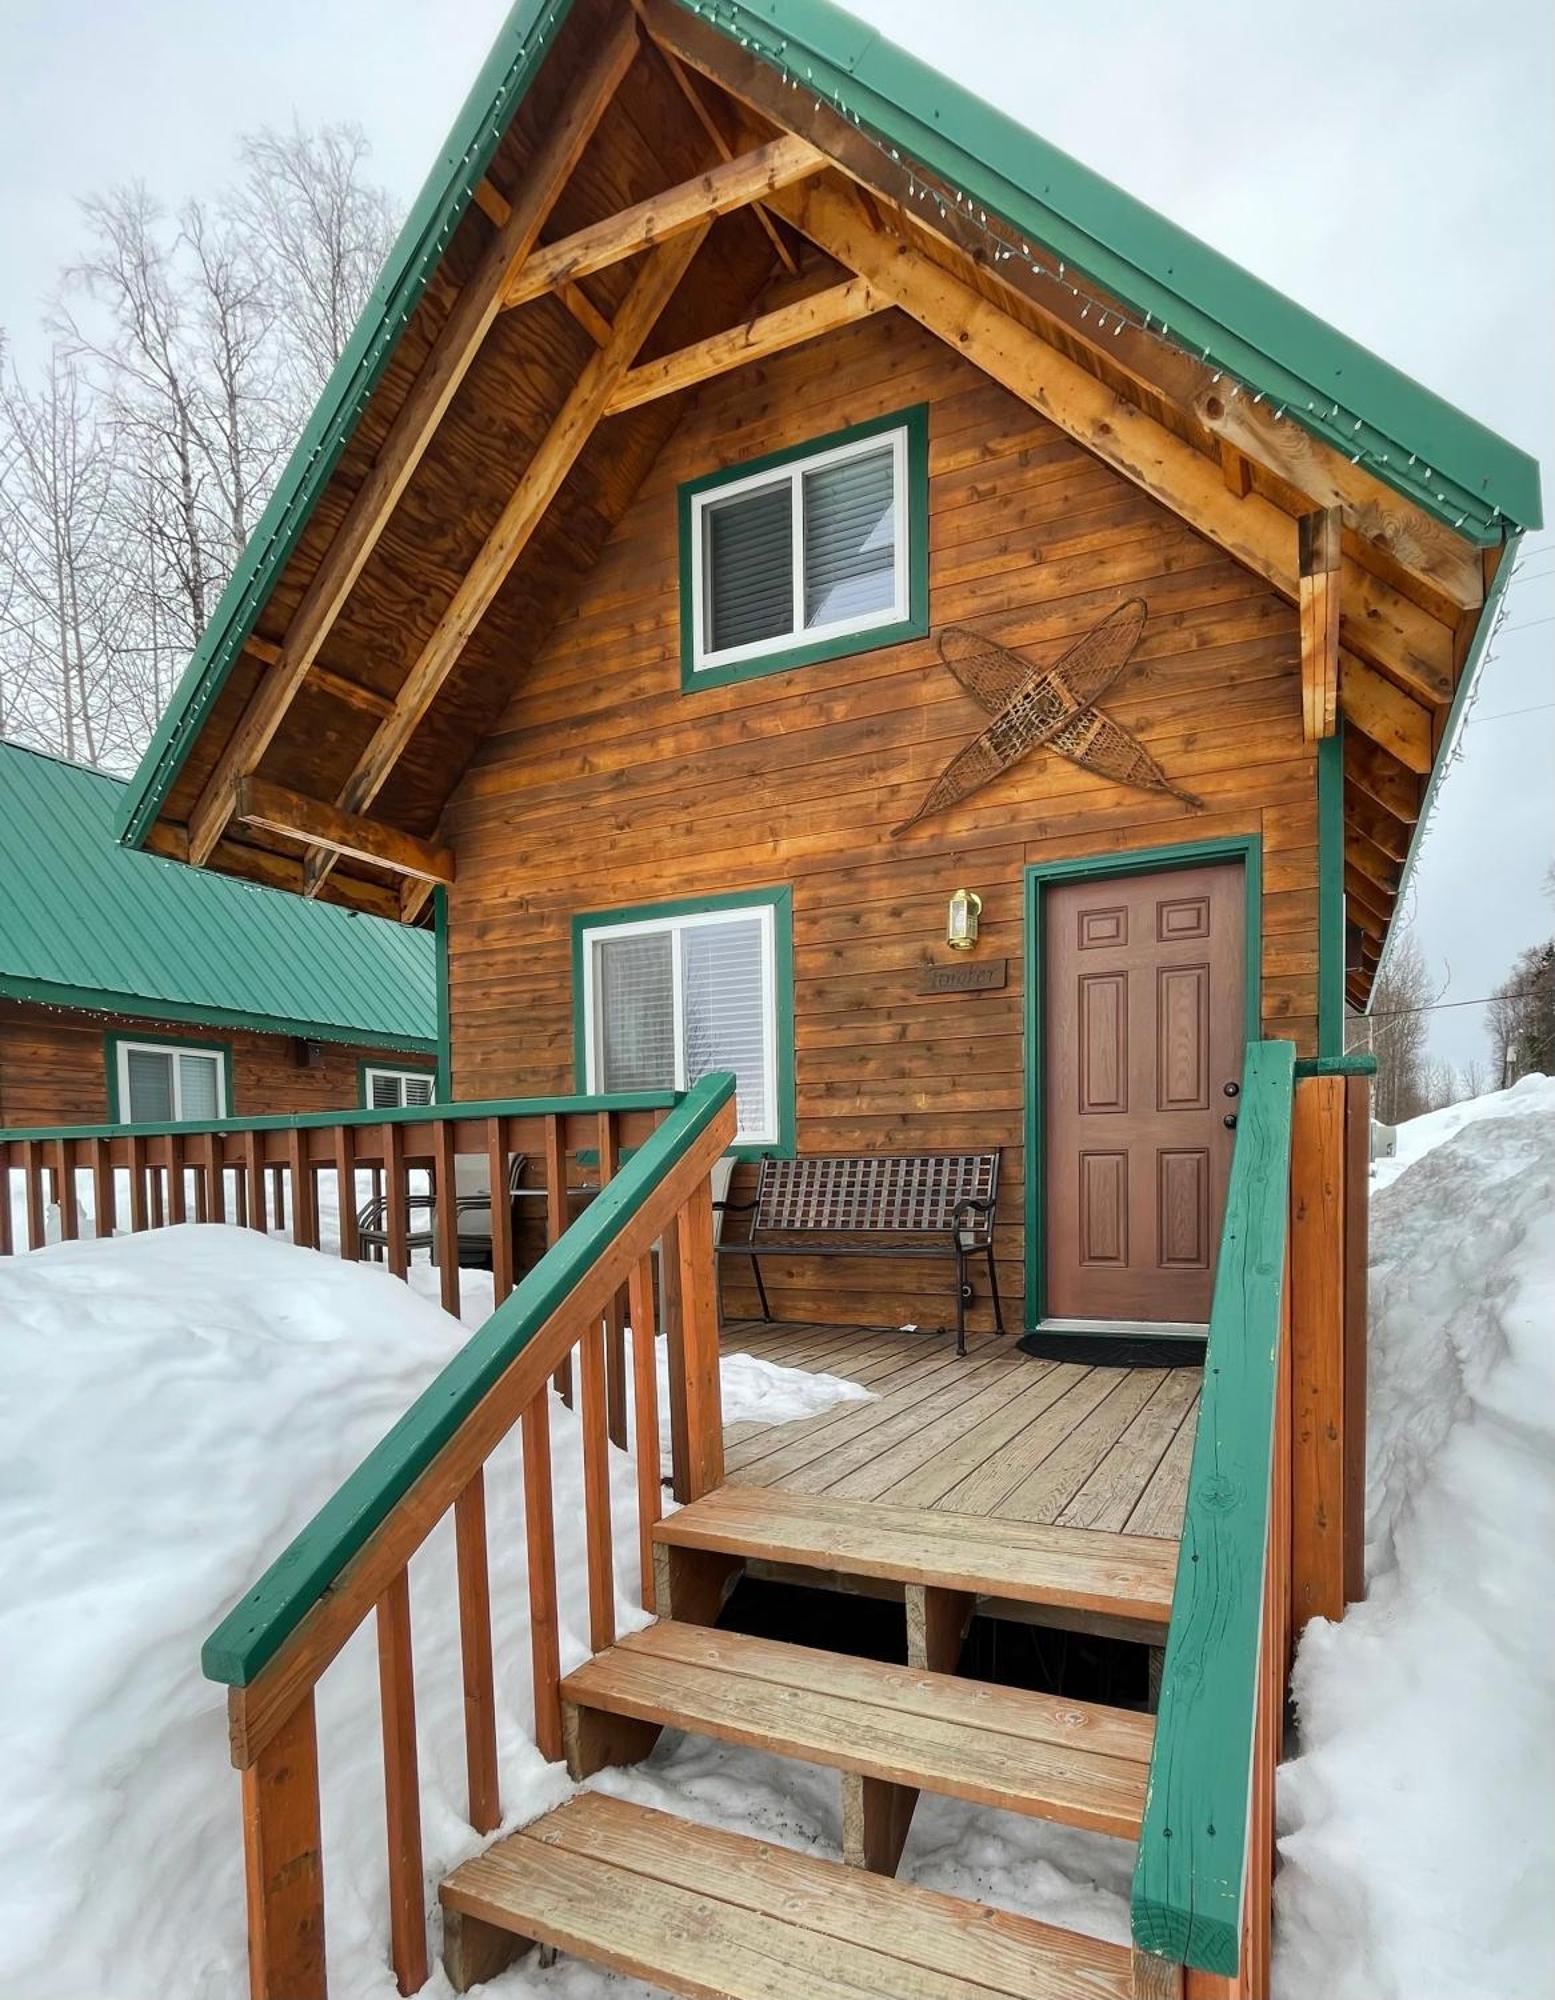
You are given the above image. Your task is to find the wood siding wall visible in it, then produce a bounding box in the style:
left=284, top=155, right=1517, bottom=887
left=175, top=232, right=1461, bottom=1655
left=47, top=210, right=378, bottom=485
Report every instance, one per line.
left=445, top=312, right=1315, bottom=1330
left=0, top=1001, right=431, bottom=1132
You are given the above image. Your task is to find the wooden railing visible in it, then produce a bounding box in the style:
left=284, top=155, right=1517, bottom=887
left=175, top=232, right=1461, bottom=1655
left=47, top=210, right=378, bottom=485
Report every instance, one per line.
left=1131, top=1040, right=1296, bottom=1999
left=191, top=1071, right=735, bottom=1998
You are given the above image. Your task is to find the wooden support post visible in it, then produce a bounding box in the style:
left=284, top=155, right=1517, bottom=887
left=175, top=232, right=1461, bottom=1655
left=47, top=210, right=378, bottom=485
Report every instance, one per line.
left=454, top=1473, right=500, bottom=1834
left=333, top=1124, right=358, bottom=1261
left=1342, top=1075, right=1371, bottom=1607
left=376, top=1569, right=429, bottom=1995
left=905, top=1584, right=973, bottom=1673
left=1132, top=1945, right=1186, bottom=1997
left=671, top=1177, right=724, bottom=1501
left=240, top=1691, right=326, bottom=2000
left=1290, top=1075, right=1346, bottom=1630
left=521, top=1388, right=563, bottom=1764
left=652, top=1541, right=740, bottom=1628
left=597, top=1110, right=629, bottom=1448
left=433, top=1118, right=460, bottom=1316
left=442, top=1904, right=526, bottom=1994
left=1300, top=507, right=1343, bottom=742
left=840, top=1770, right=916, bottom=1875
left=562, top=1698, right=661, bottom=1782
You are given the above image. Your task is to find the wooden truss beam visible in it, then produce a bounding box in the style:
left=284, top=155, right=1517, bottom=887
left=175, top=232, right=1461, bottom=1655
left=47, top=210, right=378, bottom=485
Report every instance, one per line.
left=604, top=275, right=888, bottom=413
left=1339, top=654, right=1433, bottom=774
left=1345, top=731, right=1421, bottom=825
left=302, top=224, right=710, bottom=899
left=234, top=777, right=455, bottom=885
left=636, top=0, right=1485, bottom=616
left=1343, top=784, right=1412, bottom=863
left=501, top=133, right=823, bottom=312
left=1300, top=507, right=1341, bottom=741
left=184, top=15, right=641, bottom=868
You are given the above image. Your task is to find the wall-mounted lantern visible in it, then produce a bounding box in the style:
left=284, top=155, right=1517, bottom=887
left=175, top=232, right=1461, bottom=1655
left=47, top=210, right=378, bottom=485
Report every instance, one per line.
left=946, top=888, right=982, bottom=953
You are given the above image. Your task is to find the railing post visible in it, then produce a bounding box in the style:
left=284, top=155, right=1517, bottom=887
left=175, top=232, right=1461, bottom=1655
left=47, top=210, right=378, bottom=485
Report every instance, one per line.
left=0, top=1151, right=12, bottom=1256
left=486, top=1117, right=514, bottom=1305
left=384, top=1122, right=408, bottom=1278
left=286, top=1130, right=316, bottom=1250
left=376, top=1569, right=428, bottom=1996
left=671, top=1174, right=723, bottom=1502
left=628, top=1252, right=663, bottom=1611
left=240, top=1690, right=326, bottom=2000
left=244, top=1132, right=267, bottom=1235
left=1289, top=1074, right=1346, bottom=1632
left=167, top=1135, right=188, bottom=1224
left=521, top=1388, right=564, bottom=1762
left=433, top=1119, right=460, bottom=1315
left=544, top=1115, right=571, bottom=1405
left=332, top=1125, right=357, bottom=1261
left=1341, top=1074, right=1370, bottom=1607
left=453, top=1473, right=500, bottom=1834
left=596, top=1111, right=629, bottom=1447
left=53, top=1139, right=79, bottom=1240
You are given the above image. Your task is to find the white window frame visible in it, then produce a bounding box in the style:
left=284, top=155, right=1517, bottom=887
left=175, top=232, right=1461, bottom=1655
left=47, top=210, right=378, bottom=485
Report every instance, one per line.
left=688, top=423, right=912, bottom=676
left=579, top=902, right=781, bottom=1148
left=362, top=1066, right=437, bottom=1110
left=116, top=1040, right=227, bottom=1123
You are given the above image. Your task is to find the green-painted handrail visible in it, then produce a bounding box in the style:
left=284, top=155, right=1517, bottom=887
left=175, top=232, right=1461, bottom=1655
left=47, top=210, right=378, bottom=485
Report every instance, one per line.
left=200, top=1071, right=736, bottom=1689
left=1131, top=1039, right=1296, bottom=1976
left=0, top=1089, right=678, bottom=1147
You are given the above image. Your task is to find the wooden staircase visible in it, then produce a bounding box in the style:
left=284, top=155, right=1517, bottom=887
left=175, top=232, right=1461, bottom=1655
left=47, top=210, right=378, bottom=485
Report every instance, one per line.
left=439, top=1486, right=1174, bottom=1996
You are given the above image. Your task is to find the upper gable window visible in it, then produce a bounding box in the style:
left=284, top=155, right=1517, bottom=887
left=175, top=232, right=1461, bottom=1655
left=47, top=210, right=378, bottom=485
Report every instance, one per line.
left=679, top=406, right=928, bottom=690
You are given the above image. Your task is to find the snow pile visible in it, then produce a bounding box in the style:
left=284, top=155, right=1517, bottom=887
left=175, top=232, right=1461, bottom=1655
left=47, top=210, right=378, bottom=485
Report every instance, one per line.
left=1273, top=1074, right=1555, bottom=2000
left=0, top=1224, right=867, bottom=1998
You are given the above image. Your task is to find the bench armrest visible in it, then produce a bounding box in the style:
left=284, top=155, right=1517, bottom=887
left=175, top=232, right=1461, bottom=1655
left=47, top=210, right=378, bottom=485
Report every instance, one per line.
left=951, top=1195, right=996, bottom=1248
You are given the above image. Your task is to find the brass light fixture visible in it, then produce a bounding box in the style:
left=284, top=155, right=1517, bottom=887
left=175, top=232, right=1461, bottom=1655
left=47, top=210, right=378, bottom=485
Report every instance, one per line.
left=946, top=888, right=982, bottom=952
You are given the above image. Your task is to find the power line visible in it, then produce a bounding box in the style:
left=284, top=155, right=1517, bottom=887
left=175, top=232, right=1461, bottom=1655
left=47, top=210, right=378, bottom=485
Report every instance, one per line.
left=1464, top=701, right=1555, bottom=724
left=1365, top=985, right=1544, bottom=1021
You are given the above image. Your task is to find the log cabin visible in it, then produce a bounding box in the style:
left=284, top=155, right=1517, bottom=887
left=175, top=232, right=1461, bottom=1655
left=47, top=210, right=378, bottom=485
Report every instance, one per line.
left=0, top=741, right=437, bottom=1133
left=2, top=2, right=1540, bottom=1995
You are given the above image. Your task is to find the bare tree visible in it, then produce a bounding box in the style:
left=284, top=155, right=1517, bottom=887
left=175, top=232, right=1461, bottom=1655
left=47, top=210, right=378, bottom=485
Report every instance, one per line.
left=1458, top=1057, right=1487, bottom=1101
left=1349, top=929, right=1436, bottom=1124
left=1487, top=940, right=1555, bottom=1086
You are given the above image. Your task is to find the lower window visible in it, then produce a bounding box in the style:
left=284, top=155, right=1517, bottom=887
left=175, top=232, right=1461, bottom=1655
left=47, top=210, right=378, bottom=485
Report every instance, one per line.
left=575, top=891, right=793, bottom=1152
left=363, top=1066, right=436, bottom=1110
left=116, top=1041, right=227, bottom=1123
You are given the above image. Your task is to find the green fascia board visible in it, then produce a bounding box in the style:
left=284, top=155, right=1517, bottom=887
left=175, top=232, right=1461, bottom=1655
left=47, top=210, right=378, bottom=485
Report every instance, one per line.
left=201, top=1071, right=735, bottom=1685
left=676, top=403, right=929, bottom=690
left=693, top=0, right=1539, bottom=540
left=570, top=885, right=796, bottom=1160
left=0, top=1086, right=677, bottom=1148
left=0, top=975, right=436, bottom=1056
left=1130, top=1037, right=1295, bottom=1975
left=114, top=0, right=579, bottom=852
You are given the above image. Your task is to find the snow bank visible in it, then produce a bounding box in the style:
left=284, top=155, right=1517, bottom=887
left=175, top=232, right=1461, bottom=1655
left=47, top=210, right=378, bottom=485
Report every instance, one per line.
left=1273, top=1075, right=1555, bottom=2000
left=0, top=1225, right=867, bottom=1997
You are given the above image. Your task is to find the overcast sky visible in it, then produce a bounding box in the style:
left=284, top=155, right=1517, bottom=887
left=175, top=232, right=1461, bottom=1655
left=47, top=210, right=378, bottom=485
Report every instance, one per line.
left=3, top=0, right=1550, bottom=1072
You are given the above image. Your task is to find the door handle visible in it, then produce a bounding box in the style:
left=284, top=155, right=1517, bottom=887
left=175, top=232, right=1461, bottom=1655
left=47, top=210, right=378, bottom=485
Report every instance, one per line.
left=1223, top=1080, right=1240, bottom=1098
left=1223, top=1112, right=1238, bottom=1129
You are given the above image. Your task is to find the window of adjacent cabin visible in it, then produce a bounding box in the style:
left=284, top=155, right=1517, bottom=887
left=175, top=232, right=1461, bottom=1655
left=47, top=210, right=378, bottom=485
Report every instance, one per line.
left=577, top=897, right=790, bottom=1151
left=363, top=1067, right=436, bottom=1110
left=680, top=408, right=928, bottom=688
left=117, top=1042, right=227, bottom=1123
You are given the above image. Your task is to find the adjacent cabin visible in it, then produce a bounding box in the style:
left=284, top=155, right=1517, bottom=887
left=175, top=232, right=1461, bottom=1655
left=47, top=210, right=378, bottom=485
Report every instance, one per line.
left=2, top=2, right=1538, bottom=1997
left=0, top=741, right=438, bottom=1130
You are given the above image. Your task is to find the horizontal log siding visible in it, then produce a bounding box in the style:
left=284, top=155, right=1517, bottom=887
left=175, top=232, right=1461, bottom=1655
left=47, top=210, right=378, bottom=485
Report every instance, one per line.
left=444, top=313, right=1313, bottom=1331
left=0, top=1000, right=430, bottom=1131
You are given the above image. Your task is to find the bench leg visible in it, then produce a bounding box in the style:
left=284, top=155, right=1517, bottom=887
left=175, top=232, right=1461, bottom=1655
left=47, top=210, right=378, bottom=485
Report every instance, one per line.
left=750, top=1253, right=773, bottom=1322
left=954, top=1246, right=968, bottom=1357
left=987, top=1246, right=1006, bottom=1335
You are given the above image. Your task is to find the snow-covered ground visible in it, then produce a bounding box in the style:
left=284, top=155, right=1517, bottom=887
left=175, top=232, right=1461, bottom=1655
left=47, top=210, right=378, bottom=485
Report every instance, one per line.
left=1273, top=1074, right=1555, bottom=2000
left=2, top=1078, right=1549, bottom=1995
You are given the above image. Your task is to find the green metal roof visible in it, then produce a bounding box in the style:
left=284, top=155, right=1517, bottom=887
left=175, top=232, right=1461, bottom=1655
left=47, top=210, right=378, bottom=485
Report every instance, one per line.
left=1, top=742, right=436, bottom=1049
left=116, top=0, right=1541, bottom=854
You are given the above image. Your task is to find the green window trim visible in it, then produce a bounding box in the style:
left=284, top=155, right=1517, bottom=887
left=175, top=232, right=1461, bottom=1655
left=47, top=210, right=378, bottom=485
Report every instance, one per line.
left=571, top=887, right=796, bottom=1162
left=105, top=1032, right=236, bottom=1126
left=1022, top=835, right=1264, bottom=1331
left=677, top=404, right=929, bottom=692
left=356, top=1060, right=439, bottom=1110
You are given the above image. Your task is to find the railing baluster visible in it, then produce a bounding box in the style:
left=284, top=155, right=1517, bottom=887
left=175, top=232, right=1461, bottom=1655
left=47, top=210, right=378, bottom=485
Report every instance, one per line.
left=0, top=1151, right=13, bottom=1257
left=628, top=1251, right=663, bottom=1612
left=269, top=1164, right=286, bottom=1234
left=579, top=1321, right=616, bottom=1654
left=454, top=1473, right=500, bottom=1833
left=24, top=1143, right=46, bottom=1248
left=544, top=1114, right=572, bottom=1406
left=485, top=1117, right=513, bottom=1305
left=434, top=1119, right=460, bottom=1317
left=596, top=1110, right=629, bottom=1449
left=244, top=1132, right=267, bottom=1234
left=375, top=1569, right=428, bottom=1995
left=149, top=1156, right=166, bottom=1228
left=203, top=1130, right=225, bottom=1224
left=128, top=1134, right=149, bottom=1234
left=167, top=1135, right=188, bottom=1224
left=673, top=1177, right=725, bottom=1503
left=240, top=1690, right=326, bottom=2000
left=521, top=1387, right=563, bottom=1762
left=384, top=1122, right=409, bottom=1278
left=286, top=1130, right=316, bottom=1248
left=53, top=1139, right=79, bottom=1240
left=332, top=1124, right=357, bottom=1262
left=91, top=1137, right=116, bottom=1241
left=660, top=1210, right=689, bottom=1498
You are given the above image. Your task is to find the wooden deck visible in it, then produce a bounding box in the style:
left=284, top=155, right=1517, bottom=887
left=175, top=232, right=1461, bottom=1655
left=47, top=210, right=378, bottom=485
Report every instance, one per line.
left=719, top=1321, right=1199, bottom=1542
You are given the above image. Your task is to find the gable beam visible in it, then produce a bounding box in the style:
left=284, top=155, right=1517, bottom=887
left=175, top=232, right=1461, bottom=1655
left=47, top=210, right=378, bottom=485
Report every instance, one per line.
left=234, top=777, right=455, bottom=886
left=302, top=224, right=711, bottom=900
left=768, top=177, right=1456, bottom=707
left=604, top=275, right=888, bottom=413
left=184, top=14, right=641, bottom=868
left=500, top=133, right=824, bottom=312
left=637, top=0, right=1485, bottom=616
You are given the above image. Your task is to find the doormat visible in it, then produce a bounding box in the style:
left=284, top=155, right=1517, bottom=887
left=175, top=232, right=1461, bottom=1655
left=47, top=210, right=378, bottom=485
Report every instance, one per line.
left=1016, top=1332, right=1206, bottom=1368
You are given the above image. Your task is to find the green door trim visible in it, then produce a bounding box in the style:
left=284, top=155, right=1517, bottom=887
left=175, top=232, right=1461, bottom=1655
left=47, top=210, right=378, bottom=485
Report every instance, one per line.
left=1022, top=834, right=1264, bottom=1332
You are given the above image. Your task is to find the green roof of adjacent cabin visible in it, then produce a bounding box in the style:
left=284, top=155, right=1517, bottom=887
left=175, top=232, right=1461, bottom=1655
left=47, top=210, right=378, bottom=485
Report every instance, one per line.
left=1, top=742, right=436, bottom=1048
left=116, top=0, right=1541, bottom=854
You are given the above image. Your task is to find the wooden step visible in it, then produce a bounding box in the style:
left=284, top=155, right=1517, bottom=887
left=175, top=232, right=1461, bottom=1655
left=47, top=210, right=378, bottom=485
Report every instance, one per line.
left=439, top=1790, right=1135, bottom=1998
left=559, top=1620, right=1153, bottom=1840
left=653, top=1484, right=1176, bottom=1637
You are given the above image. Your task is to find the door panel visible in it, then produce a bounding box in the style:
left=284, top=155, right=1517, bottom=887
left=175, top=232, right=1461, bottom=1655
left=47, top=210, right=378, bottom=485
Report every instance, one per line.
left=1043, top=861, right=1244, bottom=1323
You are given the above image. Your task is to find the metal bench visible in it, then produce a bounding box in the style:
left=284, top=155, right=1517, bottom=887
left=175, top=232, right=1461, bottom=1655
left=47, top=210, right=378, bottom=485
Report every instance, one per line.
left=716, top=1151, right=1003, bottom=1356
left=357, top=1152, right=529, bottom=1268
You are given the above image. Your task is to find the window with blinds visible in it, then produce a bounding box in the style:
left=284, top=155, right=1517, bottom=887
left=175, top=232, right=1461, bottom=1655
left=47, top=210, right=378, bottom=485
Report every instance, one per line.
left=118, top=1042, right=226, bottom=1123
left=688, top=418, right=913, bottom=677
left=583, top=901, right=783, bottom=1148
left=364, top=1068, right=436, bottom=1110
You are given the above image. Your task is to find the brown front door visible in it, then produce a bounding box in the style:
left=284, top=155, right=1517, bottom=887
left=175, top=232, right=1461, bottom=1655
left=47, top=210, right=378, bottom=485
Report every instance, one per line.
left=1043, top=861, right=1245, bottom=1324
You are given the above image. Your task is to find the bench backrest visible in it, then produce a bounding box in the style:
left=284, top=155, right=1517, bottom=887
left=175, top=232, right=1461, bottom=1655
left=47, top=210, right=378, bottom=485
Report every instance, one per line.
left=752, top=1152, right=999, bottom=1235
